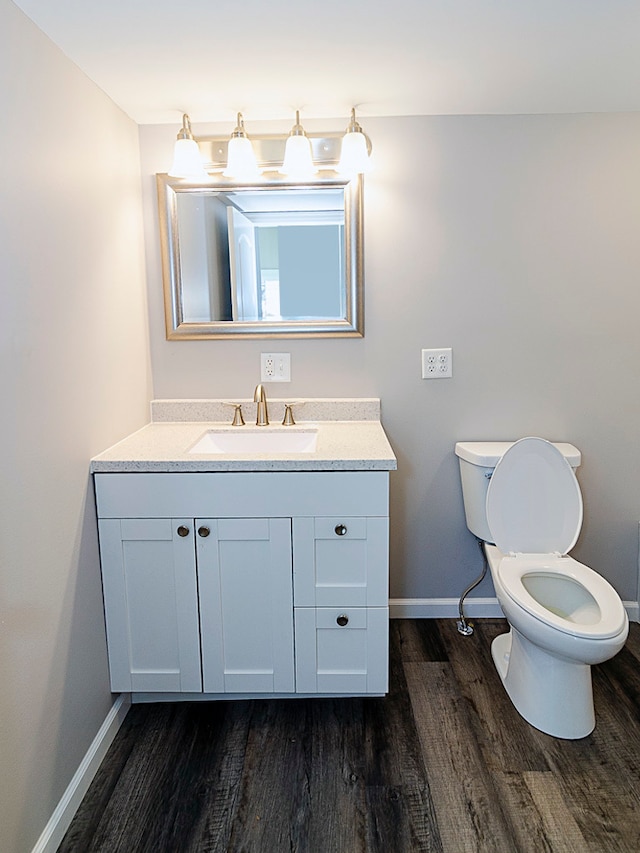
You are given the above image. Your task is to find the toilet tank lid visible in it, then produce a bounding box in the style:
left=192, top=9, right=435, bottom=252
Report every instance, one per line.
left=455, top=440, right=581, bottom=468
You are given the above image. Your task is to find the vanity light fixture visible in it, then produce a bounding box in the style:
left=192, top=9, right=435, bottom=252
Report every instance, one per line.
left=167, top=108, right=373, bottom=179
left=280, top=110, right=317, bottom=178
left=223, top=113, right=261, bottom=179
left=338, top=108, right=372, bottom=174
left=168, top=113, right=208, bottom=179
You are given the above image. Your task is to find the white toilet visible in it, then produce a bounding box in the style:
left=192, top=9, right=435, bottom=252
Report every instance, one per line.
left=455, top=437, right=628, bottom=739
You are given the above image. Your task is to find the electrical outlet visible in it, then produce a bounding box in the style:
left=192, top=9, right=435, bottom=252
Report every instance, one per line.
left=261, top=352, right=291, bottom=382
left=421, top=348, right=452, bottom=379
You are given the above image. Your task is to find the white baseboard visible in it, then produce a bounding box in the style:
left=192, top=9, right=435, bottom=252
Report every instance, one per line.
left=389, top=597, right=503, bottom=619
left=31, top=693, right=131, bottom=853
left=390, top=597, right=640, bottom=623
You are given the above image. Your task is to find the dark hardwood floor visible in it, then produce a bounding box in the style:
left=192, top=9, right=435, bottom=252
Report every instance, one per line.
left=58, top=619, right=640, bottom=852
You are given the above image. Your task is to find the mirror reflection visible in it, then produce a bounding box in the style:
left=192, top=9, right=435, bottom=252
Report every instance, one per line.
left=178, top=188, right=345, bottom=323
left=157, top=175, right=363, bottom=339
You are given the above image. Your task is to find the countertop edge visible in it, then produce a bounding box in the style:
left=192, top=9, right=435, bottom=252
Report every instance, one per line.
left=91, top=459, right=397, bottom=473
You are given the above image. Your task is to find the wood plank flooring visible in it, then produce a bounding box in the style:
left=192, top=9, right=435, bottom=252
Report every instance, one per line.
left=58, top=619, right=640, bottom=852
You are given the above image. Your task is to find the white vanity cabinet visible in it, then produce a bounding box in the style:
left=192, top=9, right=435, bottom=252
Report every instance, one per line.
left=94, top=471, right=389, bottom=699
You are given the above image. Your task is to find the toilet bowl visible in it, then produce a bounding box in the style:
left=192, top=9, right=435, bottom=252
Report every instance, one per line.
left=455, top=437, right=628, bottom=739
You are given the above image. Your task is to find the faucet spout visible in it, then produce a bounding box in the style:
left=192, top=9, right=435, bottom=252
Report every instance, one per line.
left=253, top=384, right=269, bottom=426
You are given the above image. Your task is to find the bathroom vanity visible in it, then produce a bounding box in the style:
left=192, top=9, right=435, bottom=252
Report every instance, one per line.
left=91, top=399, right=396, bottom=702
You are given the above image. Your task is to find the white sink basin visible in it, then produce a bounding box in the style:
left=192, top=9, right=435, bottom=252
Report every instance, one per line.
left=188, top=427, right=318, bottom=455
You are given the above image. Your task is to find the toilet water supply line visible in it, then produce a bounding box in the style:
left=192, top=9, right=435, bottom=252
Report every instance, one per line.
left=457, top=538, right=488, bottom=636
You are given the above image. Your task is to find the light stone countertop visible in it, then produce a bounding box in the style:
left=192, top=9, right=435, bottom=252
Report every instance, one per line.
left=91, top=398, right=397, bottom=473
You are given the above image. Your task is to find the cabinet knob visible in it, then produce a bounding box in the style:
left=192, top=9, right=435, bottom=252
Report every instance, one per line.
left=198, top=526, right=210, bottom=538
left=176, top=525, right=190, bottom=538
left=334, top=524, right=348, bottom=536
left=336, top=614, right=349, bottom=627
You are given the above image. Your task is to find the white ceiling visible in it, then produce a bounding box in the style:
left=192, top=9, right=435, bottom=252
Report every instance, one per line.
left=12, top=0, right=640, bottom=125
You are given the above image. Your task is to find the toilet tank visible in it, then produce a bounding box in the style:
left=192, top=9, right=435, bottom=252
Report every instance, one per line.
left=454, top=440, right=581, bottom=543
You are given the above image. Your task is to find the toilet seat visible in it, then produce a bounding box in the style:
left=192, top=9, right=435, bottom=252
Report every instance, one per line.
left=486, top=436, right=583, bottom=555
left=496, top=553, right=627, bottom=640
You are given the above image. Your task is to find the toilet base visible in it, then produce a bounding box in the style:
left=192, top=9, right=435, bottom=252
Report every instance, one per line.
left=491, top=628, right=595, bottom=739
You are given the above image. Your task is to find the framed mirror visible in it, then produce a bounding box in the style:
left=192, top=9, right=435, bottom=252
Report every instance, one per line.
left=157, top=170, right=364, bottom=339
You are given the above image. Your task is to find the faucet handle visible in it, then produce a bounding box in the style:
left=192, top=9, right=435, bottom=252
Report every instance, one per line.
left=282, top=401, right=303, bottom=426
left=222, top=402, right=245, bottom=426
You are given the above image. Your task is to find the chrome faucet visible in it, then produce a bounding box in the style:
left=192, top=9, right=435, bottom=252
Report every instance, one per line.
left=253, top=384, right=269, bottom=426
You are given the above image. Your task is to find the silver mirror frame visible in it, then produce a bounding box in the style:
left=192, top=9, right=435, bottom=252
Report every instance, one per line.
left=156, top=148, right=364, bottom=339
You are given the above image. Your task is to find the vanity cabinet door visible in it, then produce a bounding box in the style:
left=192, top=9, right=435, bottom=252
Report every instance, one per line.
left=197, top=517, right=295, bottom=693
left=98, top=518, right=202, bottom=692
left=294, top=606, right=388, bottom=694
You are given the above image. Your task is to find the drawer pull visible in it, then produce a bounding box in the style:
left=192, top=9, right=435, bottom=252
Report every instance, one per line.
left=176, top=525, right=190, bottom=537
left=334, top=524, right=348, bottom=536
left=336, top=614, right=349, bottom=627
left=198, top=526, right=210, bottom=538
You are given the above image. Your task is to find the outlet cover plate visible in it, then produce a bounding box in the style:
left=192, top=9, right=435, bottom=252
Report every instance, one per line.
left=261, top=352, right=291, bottom=382
left=422, top=348, right=452, bottom=379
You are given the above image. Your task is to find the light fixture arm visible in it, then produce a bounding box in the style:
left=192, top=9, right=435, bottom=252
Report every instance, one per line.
left=289, top=110, right=307, bottom=137
left=345, top=107, right=363, bottom=135
left=176, top=113, right=195, bottom=142
left=230, top=112, right=249, bottom=139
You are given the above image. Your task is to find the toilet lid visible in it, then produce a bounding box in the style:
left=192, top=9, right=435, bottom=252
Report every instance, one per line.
left=486, top=437, right=583, bottom=555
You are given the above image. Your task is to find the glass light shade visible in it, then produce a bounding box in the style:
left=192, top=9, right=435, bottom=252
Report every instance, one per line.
left=339, top=130, right=371, bottom=174
left=280, top=135, right=317, bottom=178
left=169, top=138, right=208, bottom=179
left=223, top=136, right=261, bottom=179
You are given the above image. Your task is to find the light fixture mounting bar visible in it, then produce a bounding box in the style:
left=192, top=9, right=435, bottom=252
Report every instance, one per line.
left=195, top=134, right=347, bottom=172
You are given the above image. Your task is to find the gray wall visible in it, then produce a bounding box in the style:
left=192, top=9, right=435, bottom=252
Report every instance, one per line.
left=0, top=2, right=151, bottom=850
left=141, top=112, right=640, bottom=604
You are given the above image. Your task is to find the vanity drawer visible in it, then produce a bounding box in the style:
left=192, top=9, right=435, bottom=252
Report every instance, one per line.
left=292, top=516, right=388, bottom=607
left=294, top=606, right=388, bottom=694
